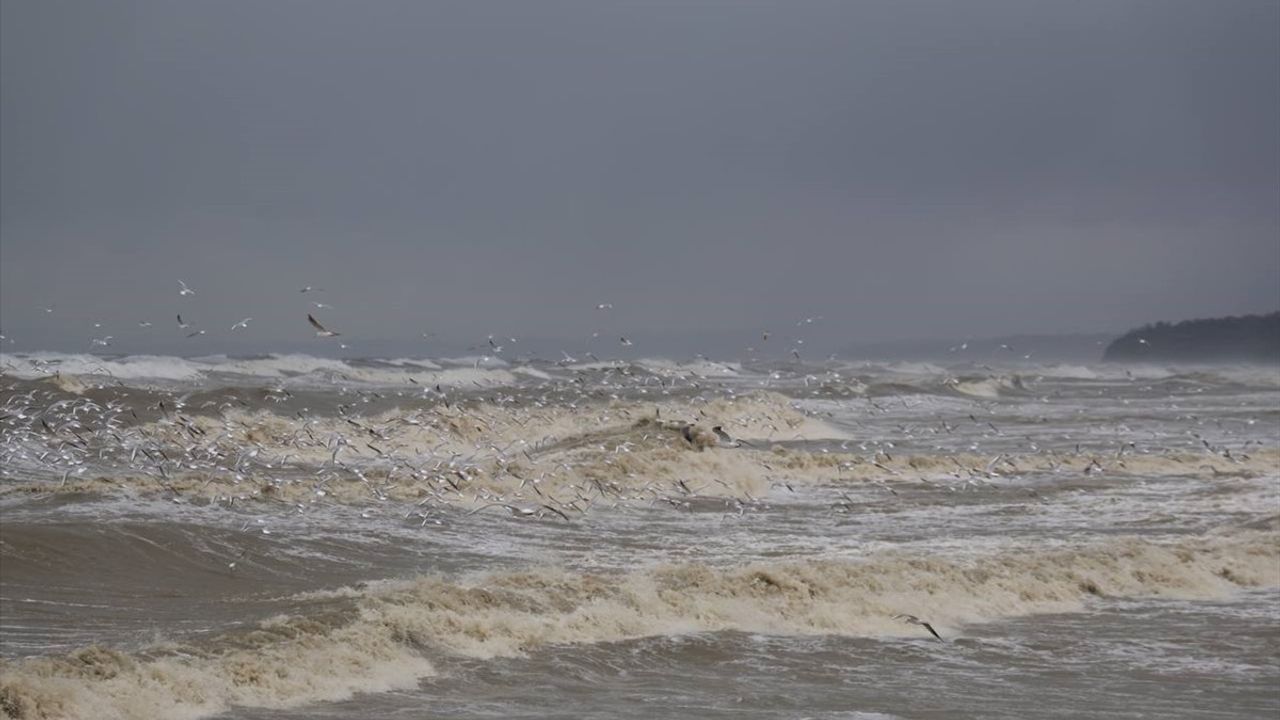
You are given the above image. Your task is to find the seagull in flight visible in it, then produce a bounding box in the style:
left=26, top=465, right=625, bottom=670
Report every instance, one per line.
left=300, top=286, right=323, bottom=293
left=176, top=314, right=190, bottom=329
left=186, top=330, right=206, bottom=338
left=893, top=614, right=943, bottom=641
left=308, top=314, right=341, bottom=337
left=91, top=336, right=113, bottom=347
left=620, top=337, right=633, bottom=346
left=231, top=318, right=252, bottom=330
left=596, top=303, right=613, bottom=310
left=178, top=280, right=195, bottom=296
left=466, top=502, right=570, bottom=521
left=311, top=302, right=334, bottom=309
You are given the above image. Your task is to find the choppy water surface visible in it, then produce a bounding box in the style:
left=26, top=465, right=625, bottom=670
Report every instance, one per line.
left=0, top=353, right=1277, bottom=719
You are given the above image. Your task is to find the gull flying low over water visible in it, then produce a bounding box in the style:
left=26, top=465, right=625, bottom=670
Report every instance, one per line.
left=177, top=314, right=190, bottom=329
left=466, top=502, right=571, bottom=521
left=308, top=314, right=341, bottom=337
left=178, top=280, right=195, bottom=296
left=231, top=318, right=253, bottom=331
left=893, top=614, right=943, bottom=641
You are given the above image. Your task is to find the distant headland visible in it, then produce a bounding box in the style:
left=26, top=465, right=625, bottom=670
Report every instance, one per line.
left=1103, top=312, right=1280, bottom=363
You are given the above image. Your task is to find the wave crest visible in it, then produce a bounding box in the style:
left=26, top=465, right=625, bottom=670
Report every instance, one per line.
left=2, top=531, right=1274, bottom=720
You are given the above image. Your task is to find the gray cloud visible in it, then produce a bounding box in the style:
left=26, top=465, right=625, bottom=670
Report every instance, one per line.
left=3, top=0, right=1277, bottom=355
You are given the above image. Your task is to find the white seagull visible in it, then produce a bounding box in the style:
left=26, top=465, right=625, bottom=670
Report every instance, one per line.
left=231, top=318, right=253, bottom=330
left=178, top=280, right=195, bottom=296
left=308, top=314, right=341, bottom=337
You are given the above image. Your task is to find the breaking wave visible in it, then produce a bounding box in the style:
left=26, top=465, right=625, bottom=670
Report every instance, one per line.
left=6, top=377, right=1275, bottom=508
left=0, top=353, right=522, bottom=390
left=2, top=531, right=1274, bottom=720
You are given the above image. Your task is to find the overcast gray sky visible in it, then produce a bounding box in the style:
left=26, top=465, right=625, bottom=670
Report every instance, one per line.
left=2, top=0, right=1277, bottom=356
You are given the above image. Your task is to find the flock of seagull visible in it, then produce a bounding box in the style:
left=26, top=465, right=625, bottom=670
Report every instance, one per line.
left=11, top=280, right=848, bottom=367
left=0, top=355, right=982, bottom=640
left=25, top=281, right=353, bottom=350
left=0, top=284, right=1265, bottom=647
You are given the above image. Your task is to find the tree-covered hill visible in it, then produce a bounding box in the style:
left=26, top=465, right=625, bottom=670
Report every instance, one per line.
left=1103, top=313, right=1280, bottom=363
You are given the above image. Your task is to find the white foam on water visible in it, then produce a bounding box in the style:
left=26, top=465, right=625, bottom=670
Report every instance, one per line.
left=1, top=353, right=205, bottom=382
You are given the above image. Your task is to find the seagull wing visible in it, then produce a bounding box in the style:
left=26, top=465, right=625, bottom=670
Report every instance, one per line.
left=921, top=622, right=943, bottom=641
left=308, top=314, right=329, bottom=333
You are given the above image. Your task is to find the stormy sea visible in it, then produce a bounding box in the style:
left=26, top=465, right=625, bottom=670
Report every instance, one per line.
left=0, top=352, right=1277, bottom=719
